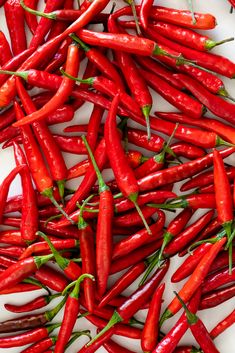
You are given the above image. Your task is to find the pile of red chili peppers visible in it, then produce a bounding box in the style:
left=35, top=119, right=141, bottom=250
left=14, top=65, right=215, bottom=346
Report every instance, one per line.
left=0, top=0, right=234, bottom=352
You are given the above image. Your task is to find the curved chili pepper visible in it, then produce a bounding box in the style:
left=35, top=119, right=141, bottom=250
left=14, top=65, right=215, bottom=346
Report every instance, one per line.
left=139, top=0, right=153, bottom=29
left=16, top=78, right=68, bottom=198
left=0, top=230, right=25, bottom=246
left=0, top=246, right=25, bottom=258
left=175, top=292, right=220, bottom=353
left=153, top=22, right=233, bottom=52
left=87, top=260, right=169, bottom=345
left=112, top=211, right=165, bottom=260
left=20, top=336, right=57, bottom=353
left=171, top=242, right=214, bottom=283
left=103, top=339, right=136, bottom=353
left=0, top=30, right=12, bottom=65
left=210, top=309, right=235, bottom=339
left=0, top=323, right=59, bottom=348
left=202, top=266, right=235, bottom=294
left=4, top=0, right=27, bottom=55
left=138, top=148, right=235, bottom=192
left=98, top=262, right=147, bottom=308
left=4, top=293, right=60, bottom=313
left=13, top=141, right=38, bottom=244
left=0, top=283, right=41, bottom=294
left=37, top=231, right=82, bottom=281
left=127, top=127, right=164, bottom=152
left=77, top=196, right=96, bottom=313
left=169, top=142, right=206, bottom=160
left=160, top=237, right=226, bottom=325
left=54, top=274, right=93, bottom=353
left=139, top=68, right=205, bottom=119
left=14, top=43, right=79, bottom=127
left=200, top=283, right=235, bottom=310
left=113, top=206, right=157, bottom=228
left=141, top=283, right=165, bottom=352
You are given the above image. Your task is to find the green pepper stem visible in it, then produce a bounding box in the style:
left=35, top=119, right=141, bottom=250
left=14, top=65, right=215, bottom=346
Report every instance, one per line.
left=61, top=68, right=94, bottom=86
left=86, top=310, right=122, bottom=346
left=20, top=0, right=57, bottom=19
left=124, top=0, right=141, bottom=35
left=42, top=187, right=75, bottom=224
left=0, top=69, right=28, bottom=80
left=62, top=273, right=95, bottom=298
left=45, top=294, right=68, bottom=322
left=23, top=277, right=51, bottom=295
left=186, top=0, right=196, bottom=24
left=206, top=37, right=234, bottom=50
left=46, top=323, right=61, bottom=334
left=57, top=180, right=65, bottom=201
left=140, top=251, right=162, bottom=286
left=69, top=34, right=90, bottom=51
left=67, top=330, right=92, bottom=348
left=78, top=194, right=95, bottom=229
left=142, top=105, right=151, bottom=141
left=132, top=200, right=152, bottom=235
left=159, top=308, right=173, bottom=328
left=82, top=135, right=108, bottom=193
left=173, top=291, right=198, bottom=324
left=157, top=231, right=173, bottom=265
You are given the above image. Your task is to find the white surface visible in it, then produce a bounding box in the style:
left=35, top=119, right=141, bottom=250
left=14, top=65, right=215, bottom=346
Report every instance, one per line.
left=0, top=0, right=235, bottom=352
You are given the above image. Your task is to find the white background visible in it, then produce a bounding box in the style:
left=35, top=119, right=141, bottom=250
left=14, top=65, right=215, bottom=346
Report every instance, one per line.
left=0, top=0, right=235, bottom=352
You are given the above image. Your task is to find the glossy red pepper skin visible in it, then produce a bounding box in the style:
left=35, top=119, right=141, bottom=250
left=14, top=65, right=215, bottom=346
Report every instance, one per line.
left=202, top=266, right=235, bottom=294
left=0, top=30, right=12, bottom=65
left=24, top=0, right=38, bottom=34
left=4, top=294, right=58, bottom=313
left=137, top=148, right=235, bottom=192
left=0, top=230, right=25, bottom=246
left=20, top=336, right=56, bottom=353
left=210, top=309, right=235, bottom=339
left=113, top=206, right=157, bottom=228
left=200, top=283, right=235, bottom=310
left=209, top=251, right=235, bottom=275
left=139, top=0, right=153, bottom=29
left=127, top=128, right=164, bottom=152
left=4, top=0, right=27, bottom=55
left=141, top=283, right=165, bottom=352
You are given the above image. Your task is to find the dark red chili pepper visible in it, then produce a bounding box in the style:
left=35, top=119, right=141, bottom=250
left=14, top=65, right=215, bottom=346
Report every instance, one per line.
left=0, top=323, right=59, bottom=348
left=4, top=0, right=27, bottom=55
left=98, top=262, right=147, bottom=308
left=37, top=231, right=82, bottom=281
left=87, top=260, right=169, bottom=345
left=150, top=194, right=216, bottom=211
left=213, top=149, right=233, bottom=258
left=0, top=30, right=12, bottom=65
left=141, top=283, right=165, bottom=352
left=175, top=292, right=220, bottom=353
left=13, top=141, right=38, bottom=244
left=52, top=135, right=86, bottom=154
left=14, top=43, right=79, bottom=127
left=77, top=196, right=96, bottom=313
left=4, top=293, right=60, bottom=313
left=103, top=339, right=136, bottom=353
left=139, top=68, right=205, bottom=119
left=16, top=78, right=68, bottom=198
left=171, top=242, right=214, bottom=283
left=202, top=266, right=235, bottom=294
left=0, top=246, right=25, bottom=258
left=210, top=309, right=235, bottom=339
left=113, top=206, right=157, bottom=228
left=152, top=22, right=233, bottom=52
left=160, top=237, right=226, bottom=324
left=83, top=135, right=114, bottom=297
left=173, top=346, right=200, bottom=353
left=137, top=148, right=235, bottom=192
left=0, top=230, right=25, bottom=246
left=0, top=283, right=41, bottom=294
left=163, top=210, right=214, bottom=257
left=209, top=250, right=235, bottom=274
left=168, top=142, right=206, bottom=160
left=200, top=283, right=235, bottom=310
left=112, top=212, right=165, bottom=260
left=54, top=274, right=93, bottom=353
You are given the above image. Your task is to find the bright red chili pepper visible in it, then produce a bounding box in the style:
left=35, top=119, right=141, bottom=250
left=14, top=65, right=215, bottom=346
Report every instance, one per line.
left=127, top=127, right=164, bottom=153
left=200, top=283, right=235, bottom=310
left=209, top=250, right=235, bottom=275
left=160, top=237, right=226, bottom=325
left=0, top=230, right=25, bottom=246
left=202, top=266, right=235, bottom=294
left=4, top=293, right=60, bottom=313
left=141, top=283, right=165, bottom=352
left=0, top=30, right=12, bottom=65
left=103, top=339, right=136, bottom=353
left=20, top=336, right=57, bottom=353
left=210, top=309, right=235, bottom=339
left=175, top=292, right=220, bottom=353
left=23, top=0, right=38, bottom=34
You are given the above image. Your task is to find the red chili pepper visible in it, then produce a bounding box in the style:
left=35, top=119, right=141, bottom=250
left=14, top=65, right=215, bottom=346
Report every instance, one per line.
left=103, top=339, right=136, bottom=353
left=202, top=266, right=235, bottom=294
left=127, top=127, right=164, bottom=153
left=139, top=68, right=205, bottom=119
left=137, top=148, right=235, bottom=192
left=141, top=283, right=165, bottom=352
left=168, top=142, right=206, bottom=160
left=139, top=0, right=153, bottom=29
left=24, top=0, right=38, bottom=34
left=37, top=231, right=82, bottom=281
left=171, top=242, right=214, bottom=283
left=14, top=43, right=79, bottom=127
left=0, top=246, right=25, bottom=258
left=173, top=347, right=200, bottom=353
left=160, top=237, right=226, bottom=325
left=0, top=30, right=12, bottom=65
left=200, top=283, right=235, bottom=310
left=4, top=293, right=60, bottom=313
left=175, top=292, right=220, bottom=353
left=20, top=336, right=57, bottom=353
left=13, top=141, right=38, bottom=244
left=77, top=196, right=96, bottom=313
left=0, top=324, right=59, bottom=348
left=54, top=274, right=93, bottom=353
left=87, top=260, right=169, bottom=345
left=113, top=206, right=157, bottom=228
left=112, top=212, right=165, bottom=260
left=210, top=308, right=235, bottom=339
left=0, top=230, right=25, bottom=246
left=4, top=0, right=27, bottom=55
left=209, top=250, right=235, bottom=274
left=152, top=22, right=233, bottom=52
left=98, top=262, right=147, bottom=308
left=0, top=283, right=41, bottom=295
left=16, top=78, right=68, bottom=198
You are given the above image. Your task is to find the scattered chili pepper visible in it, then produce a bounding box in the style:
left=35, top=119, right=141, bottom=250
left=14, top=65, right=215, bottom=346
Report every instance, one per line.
left=210, top=308, right=235, bottom=339
left=4, top=293, right=60, bottom=313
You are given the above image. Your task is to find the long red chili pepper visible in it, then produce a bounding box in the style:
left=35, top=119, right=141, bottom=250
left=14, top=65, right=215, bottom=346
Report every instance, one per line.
left=200, top=283, right=235, bottom=310
left=12, top=141, right=38, bottom=244
left=16, top=78, right=68, bottom=198
left=127, top=127, right=164, bottom=152
left=210, top=309, right=235, bottom=339
left=4, top=293, right=60, bottom=313
left=54, top=274, right=94, bottom=353
left=0, top=230, right=25, bottom=246
left=77, top=195, right=96, bottom=313
left=82, top=135, right=114, bottom=297
left=87, top=260, right=169, bottom=345
left=175, top=292, right=220, bottom=353
left=24, top=0, right=38, bottom=34
left=0, top=30, right=12, bottom=65
left=160, top=237, right=226, bottom=325
left=141, top=283, right=165, bottom=352
left=103, top=338, right=136, bottom=353
left=202, top=266, right=235, bottom=294
left=209, top=250, right=235, bottom=274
